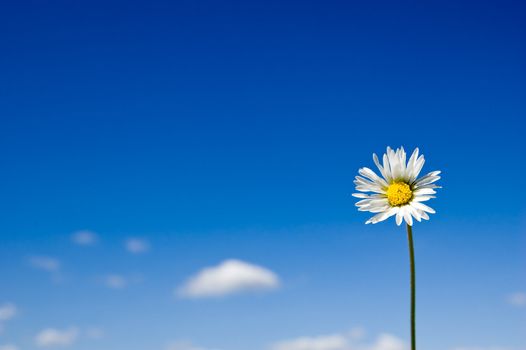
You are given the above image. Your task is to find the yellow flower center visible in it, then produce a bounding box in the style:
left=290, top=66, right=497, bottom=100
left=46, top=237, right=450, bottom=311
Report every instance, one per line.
left=386, top=182, right=413, bottom=206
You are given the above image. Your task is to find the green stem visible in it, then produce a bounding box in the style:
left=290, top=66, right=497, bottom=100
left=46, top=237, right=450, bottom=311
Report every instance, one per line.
left=406, top=224, right=416, bottom=350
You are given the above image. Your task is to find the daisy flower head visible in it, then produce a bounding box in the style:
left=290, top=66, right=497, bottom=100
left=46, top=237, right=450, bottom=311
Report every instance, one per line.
left=353, top=147, right=441, bottom=226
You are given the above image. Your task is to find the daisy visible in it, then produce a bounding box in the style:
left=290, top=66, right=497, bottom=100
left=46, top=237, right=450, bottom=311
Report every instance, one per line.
left=353, top=146, right=441, bottom=350
left=353, top=146, right=441, bottom=226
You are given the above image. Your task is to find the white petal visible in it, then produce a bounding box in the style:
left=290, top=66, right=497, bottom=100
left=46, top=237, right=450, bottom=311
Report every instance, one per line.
left=356, top=198, right=388, bottom=207
left=359, top=167, right=388, bottom=187
left=373, top=153, right=389, bottom=181
left=382, top=153, right=393, bottom=181
left=407, top=205, right=422, bottom=222
left=354, top=176, right=375, bottom=186
left=355, top=186, right=386, bottom=194
left=403, top=206, right=413, bottom=226
left=388, top=147, right=402, bottom=180
left=353, top=193, right=386, bottom=199
left=354, top=176, right=385, bottom=194
left=413, top=188, right=436, bottom=195
left=356, top=198, right=373, bottom=206
left=398, top=147, right=407, bottom=177
left=366, top=207, right=398, bottom=224
left=409, top=155, right=425, bottom=182
left=365, top=202, right=390, bottom=213
left=413, top=171, right=441, bottom=187
left=405, top=148, right=419, bottom=179
left=412, top=195, right=435, bottom=202
left=414, top=176, right=440, bottom=188
left=411, top=202, right=436, bottom=214
left=420, top=210, right=430, bottom=220
left=359, top=204, right=389, bottom=213
left=395, top=209, right=403, bottom=226
left=416, top=183, right=441, bottom=189
left=354, top=175, right=383, bottom=189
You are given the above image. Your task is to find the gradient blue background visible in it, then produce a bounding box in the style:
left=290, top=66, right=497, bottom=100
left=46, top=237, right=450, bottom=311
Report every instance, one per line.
left=1, top=0, right=525, bottom=349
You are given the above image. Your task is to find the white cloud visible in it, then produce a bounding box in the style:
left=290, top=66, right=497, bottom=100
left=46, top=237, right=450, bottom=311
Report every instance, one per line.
left=35, top=328, right=79, bottom=347
left=71, top=230, right=98, bottom=246
left=0, top=345, right=18, bottom=350
left=29, top=256, right=61, bottom=272
left=369, top=334, right=405, bottom=350
left=166, top=331, right=404, bottom=350
left=507, top=292, right=526, bottom=307
left=125, top=238, right=150, bottom=254
left=177, top=259, right=280, bottom=298
left=0, top=304, right=17, bottom=322
left=269, top=330, right=405, bottom=350
left=271, top=334, right=348, bottom=350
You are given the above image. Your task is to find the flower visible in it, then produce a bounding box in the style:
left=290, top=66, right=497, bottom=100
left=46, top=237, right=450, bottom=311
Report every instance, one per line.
left=353, top=147, right=441, bottom=226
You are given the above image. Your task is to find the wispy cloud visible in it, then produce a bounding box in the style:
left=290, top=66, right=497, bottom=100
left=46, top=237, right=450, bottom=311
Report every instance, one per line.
left=102, top=274, right=142, bottom=289
left=28, top=256, right=60, bottom=273
left=507, top=292, right=526, bottom=307
left=85, top=327, right=104, bottom=340
left=71, top=230, right=98, bottom=246
left=33, top=327, right=103, bottom=348
left=177, top=259, right=280, bottom=298
left=0, top=304, right=17, bottom=322
left=0, top=345, right=18, bottom=350
left=35, top=328, right=79, bottom=347
left=166, top=341, right=219, bottom=350
left=451, top=347, right=517, bottom=350
left=104, top=275, right=128, bottom=289
left=125, top=238, right=150, bottom=254
left=269, top=329, right=405, bottom=350
left=0, top=303, right=17, bottom=335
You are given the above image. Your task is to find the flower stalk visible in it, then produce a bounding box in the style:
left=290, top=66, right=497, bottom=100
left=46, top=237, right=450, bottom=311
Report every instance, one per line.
left=406, top=224, right=416, bottom=350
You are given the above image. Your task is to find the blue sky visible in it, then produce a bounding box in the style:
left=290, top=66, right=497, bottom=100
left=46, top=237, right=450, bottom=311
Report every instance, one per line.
left=0, top=0, right=525, bottom=350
